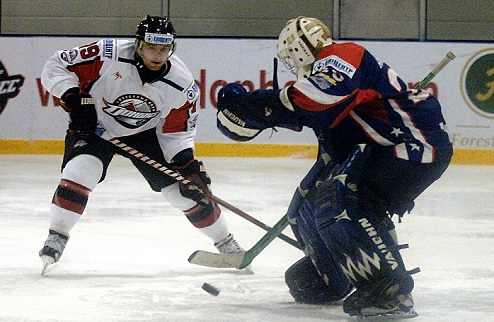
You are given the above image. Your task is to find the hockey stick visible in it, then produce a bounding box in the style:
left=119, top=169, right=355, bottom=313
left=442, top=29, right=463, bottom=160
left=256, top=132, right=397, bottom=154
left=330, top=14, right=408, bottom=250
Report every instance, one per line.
left=415, top=51, right=456, bottom=90
left=188, top=213, right=290, bottom=269
left=108, top=138, right=300, bottom=249
left=188, top=150, right=334, bottom=269
left=188, top=51, right=457, bottom=270
left=209, top=194, right=300, bottom=249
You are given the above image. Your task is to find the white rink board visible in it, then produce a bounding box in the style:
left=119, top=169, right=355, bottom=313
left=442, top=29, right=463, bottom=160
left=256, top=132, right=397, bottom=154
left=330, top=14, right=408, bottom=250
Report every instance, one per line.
left=0, top=37, right=493, bottom=149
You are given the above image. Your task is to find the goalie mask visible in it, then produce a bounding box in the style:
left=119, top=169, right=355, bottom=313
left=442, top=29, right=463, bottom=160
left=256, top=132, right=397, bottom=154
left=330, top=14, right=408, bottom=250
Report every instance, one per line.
left=277, top=17, right=332, bottom=79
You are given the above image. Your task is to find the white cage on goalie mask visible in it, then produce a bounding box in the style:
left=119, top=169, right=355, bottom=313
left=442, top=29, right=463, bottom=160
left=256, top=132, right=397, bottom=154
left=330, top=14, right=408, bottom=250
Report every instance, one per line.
left=277, top=17, right=333, bottom=79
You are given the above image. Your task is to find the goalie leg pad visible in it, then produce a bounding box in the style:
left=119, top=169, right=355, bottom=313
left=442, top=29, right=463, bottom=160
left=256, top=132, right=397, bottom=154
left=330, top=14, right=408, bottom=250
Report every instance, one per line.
left=313, top=145, right=415, bottom=293
left=296, top=195, right=354, bottom=296
left=285, top=256, right=353, bottom=304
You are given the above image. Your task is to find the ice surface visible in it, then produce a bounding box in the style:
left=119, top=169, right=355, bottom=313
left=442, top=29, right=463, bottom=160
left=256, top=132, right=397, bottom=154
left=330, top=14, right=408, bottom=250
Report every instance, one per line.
left=1, top=155, right=493, bottom=321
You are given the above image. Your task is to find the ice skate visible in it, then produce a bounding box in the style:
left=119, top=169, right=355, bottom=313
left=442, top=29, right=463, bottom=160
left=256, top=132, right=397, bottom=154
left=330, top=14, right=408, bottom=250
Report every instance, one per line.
left=39, top=230, right=69, bottom=275
left=343, top=277, right=418, bottom=320
left=214, top=233, right=253, bottom=273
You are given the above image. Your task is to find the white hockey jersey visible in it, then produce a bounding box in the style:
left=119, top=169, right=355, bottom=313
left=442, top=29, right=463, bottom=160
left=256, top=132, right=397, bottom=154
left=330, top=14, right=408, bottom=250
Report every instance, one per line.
left=41, top=39, right=200, bottom=162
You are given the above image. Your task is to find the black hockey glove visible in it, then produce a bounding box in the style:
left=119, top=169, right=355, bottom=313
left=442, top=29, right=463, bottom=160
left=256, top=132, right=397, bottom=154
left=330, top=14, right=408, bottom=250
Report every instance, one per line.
left=61, top=88, right=97, bottom=135
left=174, top=159, right=212, bottom=206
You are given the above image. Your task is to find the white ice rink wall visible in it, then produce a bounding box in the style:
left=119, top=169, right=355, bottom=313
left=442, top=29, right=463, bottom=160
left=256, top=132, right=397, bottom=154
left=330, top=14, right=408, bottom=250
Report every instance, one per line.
left=0, top=37, right=493, bottom=164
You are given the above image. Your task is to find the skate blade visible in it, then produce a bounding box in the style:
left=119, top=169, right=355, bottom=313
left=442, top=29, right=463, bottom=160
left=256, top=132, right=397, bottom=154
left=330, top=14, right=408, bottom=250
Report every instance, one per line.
left=355, top=308, right=418, bottom=320
left=40, top=256, right=55, bottom=276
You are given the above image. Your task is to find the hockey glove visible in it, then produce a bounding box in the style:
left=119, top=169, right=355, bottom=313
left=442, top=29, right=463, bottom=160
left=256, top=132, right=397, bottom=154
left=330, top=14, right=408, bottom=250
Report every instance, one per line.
left=174, top=159, right=212, bottom=206
left=61, top=88, right=97, bottom=135
left=217, top=82, right=301, bottom=141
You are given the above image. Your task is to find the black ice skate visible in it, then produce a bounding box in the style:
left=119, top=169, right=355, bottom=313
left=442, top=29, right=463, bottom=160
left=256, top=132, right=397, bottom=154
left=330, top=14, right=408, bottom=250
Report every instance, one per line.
left=343, top=276, right=418, bottom=320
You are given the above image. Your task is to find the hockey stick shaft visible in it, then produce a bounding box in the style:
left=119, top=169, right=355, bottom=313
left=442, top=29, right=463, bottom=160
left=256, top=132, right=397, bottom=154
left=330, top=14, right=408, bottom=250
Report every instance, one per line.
left=211, top=195, right=300, bottom=249
left=188, top=152, right=334, bottom=269
left=273, top=57, right=279, bottom=90
left=415, top=51, right=456, bottom=90
left=107, top=137, right=300, bottom=249
left=187, top=214, right=291, bottom=269
left=238, top=214, right=290, bottom=268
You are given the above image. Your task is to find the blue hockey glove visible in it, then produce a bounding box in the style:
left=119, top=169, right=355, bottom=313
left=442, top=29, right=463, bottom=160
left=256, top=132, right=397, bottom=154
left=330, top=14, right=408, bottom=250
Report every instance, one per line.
left=216, top=83, right=301, bottom=141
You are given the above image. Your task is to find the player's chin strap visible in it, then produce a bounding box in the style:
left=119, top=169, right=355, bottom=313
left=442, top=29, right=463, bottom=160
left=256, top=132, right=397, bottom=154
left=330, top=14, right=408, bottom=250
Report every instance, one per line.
left=106, top=137, right=301, bottom=250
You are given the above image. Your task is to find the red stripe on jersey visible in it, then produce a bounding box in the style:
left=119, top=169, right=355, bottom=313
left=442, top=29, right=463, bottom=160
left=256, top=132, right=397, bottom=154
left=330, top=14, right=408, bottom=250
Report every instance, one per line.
left=317, top=42, right=366, bottom=69
left=162, top=101, right=195, bottom=133
left=68, top=60, right=104, bottom=92
left=330, top=89, right=382, bottom=128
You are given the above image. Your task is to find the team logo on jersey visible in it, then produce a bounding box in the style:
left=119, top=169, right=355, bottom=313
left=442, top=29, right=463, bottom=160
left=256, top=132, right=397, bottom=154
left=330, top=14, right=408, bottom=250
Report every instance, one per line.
left=187, top=83, right=199, bottom=101
left=102, top=94, right=160, bottom=129
left=461, top=48, right=494, bottom=118
left=60, top=49, right=78, bottom=64
left=313, top=55, right=356, bottom=78
left=0, top=61, right=25, bottom=115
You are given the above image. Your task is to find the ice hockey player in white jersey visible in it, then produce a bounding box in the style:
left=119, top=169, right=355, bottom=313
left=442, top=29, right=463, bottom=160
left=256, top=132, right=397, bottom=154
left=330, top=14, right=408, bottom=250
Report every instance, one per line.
left=39, top=15, right=247, bottom=274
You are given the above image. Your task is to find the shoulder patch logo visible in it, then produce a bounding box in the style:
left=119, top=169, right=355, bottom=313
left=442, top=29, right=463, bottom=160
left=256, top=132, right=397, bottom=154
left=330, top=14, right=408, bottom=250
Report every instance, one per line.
left=313, top=55, right=356, bottom=78
left=60, top=49, right=78, bottom=64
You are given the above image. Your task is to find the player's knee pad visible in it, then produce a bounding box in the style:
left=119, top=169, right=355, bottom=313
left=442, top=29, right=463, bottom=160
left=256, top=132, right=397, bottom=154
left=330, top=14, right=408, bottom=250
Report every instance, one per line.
left=313, top=145, right=418, bottom=293
left=161, top=183, right=196, bottom=210
left=285, top=256, right=353, bottom=304
left=61, top=154, right=103, bottom=190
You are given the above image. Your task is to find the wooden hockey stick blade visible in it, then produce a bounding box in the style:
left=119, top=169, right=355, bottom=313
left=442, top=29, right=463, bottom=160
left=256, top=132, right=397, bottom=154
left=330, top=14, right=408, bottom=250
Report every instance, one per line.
left=188, top=251, right=244, bottom=268
left=188, top=214, right=291, bottom=269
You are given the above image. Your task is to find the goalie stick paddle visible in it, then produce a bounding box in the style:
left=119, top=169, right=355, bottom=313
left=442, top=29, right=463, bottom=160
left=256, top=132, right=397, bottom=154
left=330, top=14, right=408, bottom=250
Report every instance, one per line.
left=107, top=138, right=300, bottom=249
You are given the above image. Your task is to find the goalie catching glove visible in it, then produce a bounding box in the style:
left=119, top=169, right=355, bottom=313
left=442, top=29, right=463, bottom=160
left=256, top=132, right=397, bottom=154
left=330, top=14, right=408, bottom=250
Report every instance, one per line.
left=216, top=82, right=302, bottom=141
left=174, top=159, right=212, bottom=206
left=61, top=88, right=97, bottom=135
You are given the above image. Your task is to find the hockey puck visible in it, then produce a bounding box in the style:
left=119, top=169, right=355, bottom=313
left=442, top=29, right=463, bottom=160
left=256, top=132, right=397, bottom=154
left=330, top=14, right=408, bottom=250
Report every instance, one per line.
left=201, top=282, right=220, bottom=296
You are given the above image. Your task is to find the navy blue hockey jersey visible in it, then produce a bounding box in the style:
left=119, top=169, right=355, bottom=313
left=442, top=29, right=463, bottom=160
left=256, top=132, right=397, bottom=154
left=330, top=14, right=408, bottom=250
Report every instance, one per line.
left=280, top=42, right=452, bottom=163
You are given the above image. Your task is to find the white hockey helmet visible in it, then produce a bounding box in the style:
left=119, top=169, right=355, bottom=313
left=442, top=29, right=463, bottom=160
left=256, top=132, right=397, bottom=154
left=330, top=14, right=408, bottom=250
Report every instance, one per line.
left=277, top=17, right=332, bottom=79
